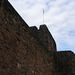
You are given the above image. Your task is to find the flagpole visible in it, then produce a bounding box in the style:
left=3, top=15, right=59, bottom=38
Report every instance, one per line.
left=43, top=9, right=44, bottom=24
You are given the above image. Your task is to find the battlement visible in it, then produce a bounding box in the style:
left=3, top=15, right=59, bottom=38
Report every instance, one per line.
left=38, top=25, right=57, bottom=51
left=29, top=25, right=57, bottom=51
left=29, top=26, right=38, bottom=38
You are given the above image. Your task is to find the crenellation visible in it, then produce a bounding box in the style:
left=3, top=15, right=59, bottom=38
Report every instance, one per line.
left=29, top=26, right=38, bottom=38
left=29, top=25, right=57, bottom=52
left=38, top=25, right=57, bottom=51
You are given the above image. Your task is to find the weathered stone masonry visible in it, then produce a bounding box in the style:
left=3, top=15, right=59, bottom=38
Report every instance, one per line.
left=0, top=0, right=75, bottom=75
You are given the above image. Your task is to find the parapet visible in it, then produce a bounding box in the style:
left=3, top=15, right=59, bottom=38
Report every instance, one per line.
left=29, top=26, right=38, bottom=38
left=29, top=24, right=57, bottom=52
left=54, top=51, right=75, bottom=74
left=38, top=25, right=57, bottom=51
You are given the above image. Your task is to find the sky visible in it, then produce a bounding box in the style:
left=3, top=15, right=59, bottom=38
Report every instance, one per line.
left=9, top=0, right=75, bottom=53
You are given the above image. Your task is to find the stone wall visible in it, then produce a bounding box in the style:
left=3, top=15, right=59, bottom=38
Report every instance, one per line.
left=29, top=25, right=57, bottom=51
left=0, top=0, right=75, bottom=75
left=54, top=51, right=75, bottom=75
left=38, top=25, right=56, bottom=51
left=0, top=1, right=55, bottom=75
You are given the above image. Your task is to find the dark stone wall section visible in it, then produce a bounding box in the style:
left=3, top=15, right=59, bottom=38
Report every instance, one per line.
left=38, top=25, right=57, bottom=51
left=29, top=25, right=57, bottom=52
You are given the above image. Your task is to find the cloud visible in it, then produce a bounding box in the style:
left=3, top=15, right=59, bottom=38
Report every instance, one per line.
left=9, top=0, right=75, bottom=53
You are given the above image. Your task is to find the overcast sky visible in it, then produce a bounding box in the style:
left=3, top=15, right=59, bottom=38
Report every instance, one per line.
left=9, top=0, right=75, bottom=53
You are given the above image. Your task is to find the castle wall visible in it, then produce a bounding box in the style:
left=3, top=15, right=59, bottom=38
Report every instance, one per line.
left=0, top=0, right=75, bottom=75
left=38, top=25, right=57, bottom=51
left=53, top=51, right=75, bottom=75
left=29, top=25, right=57, bottom=52
left=0, top=1, right=55, bottom=75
